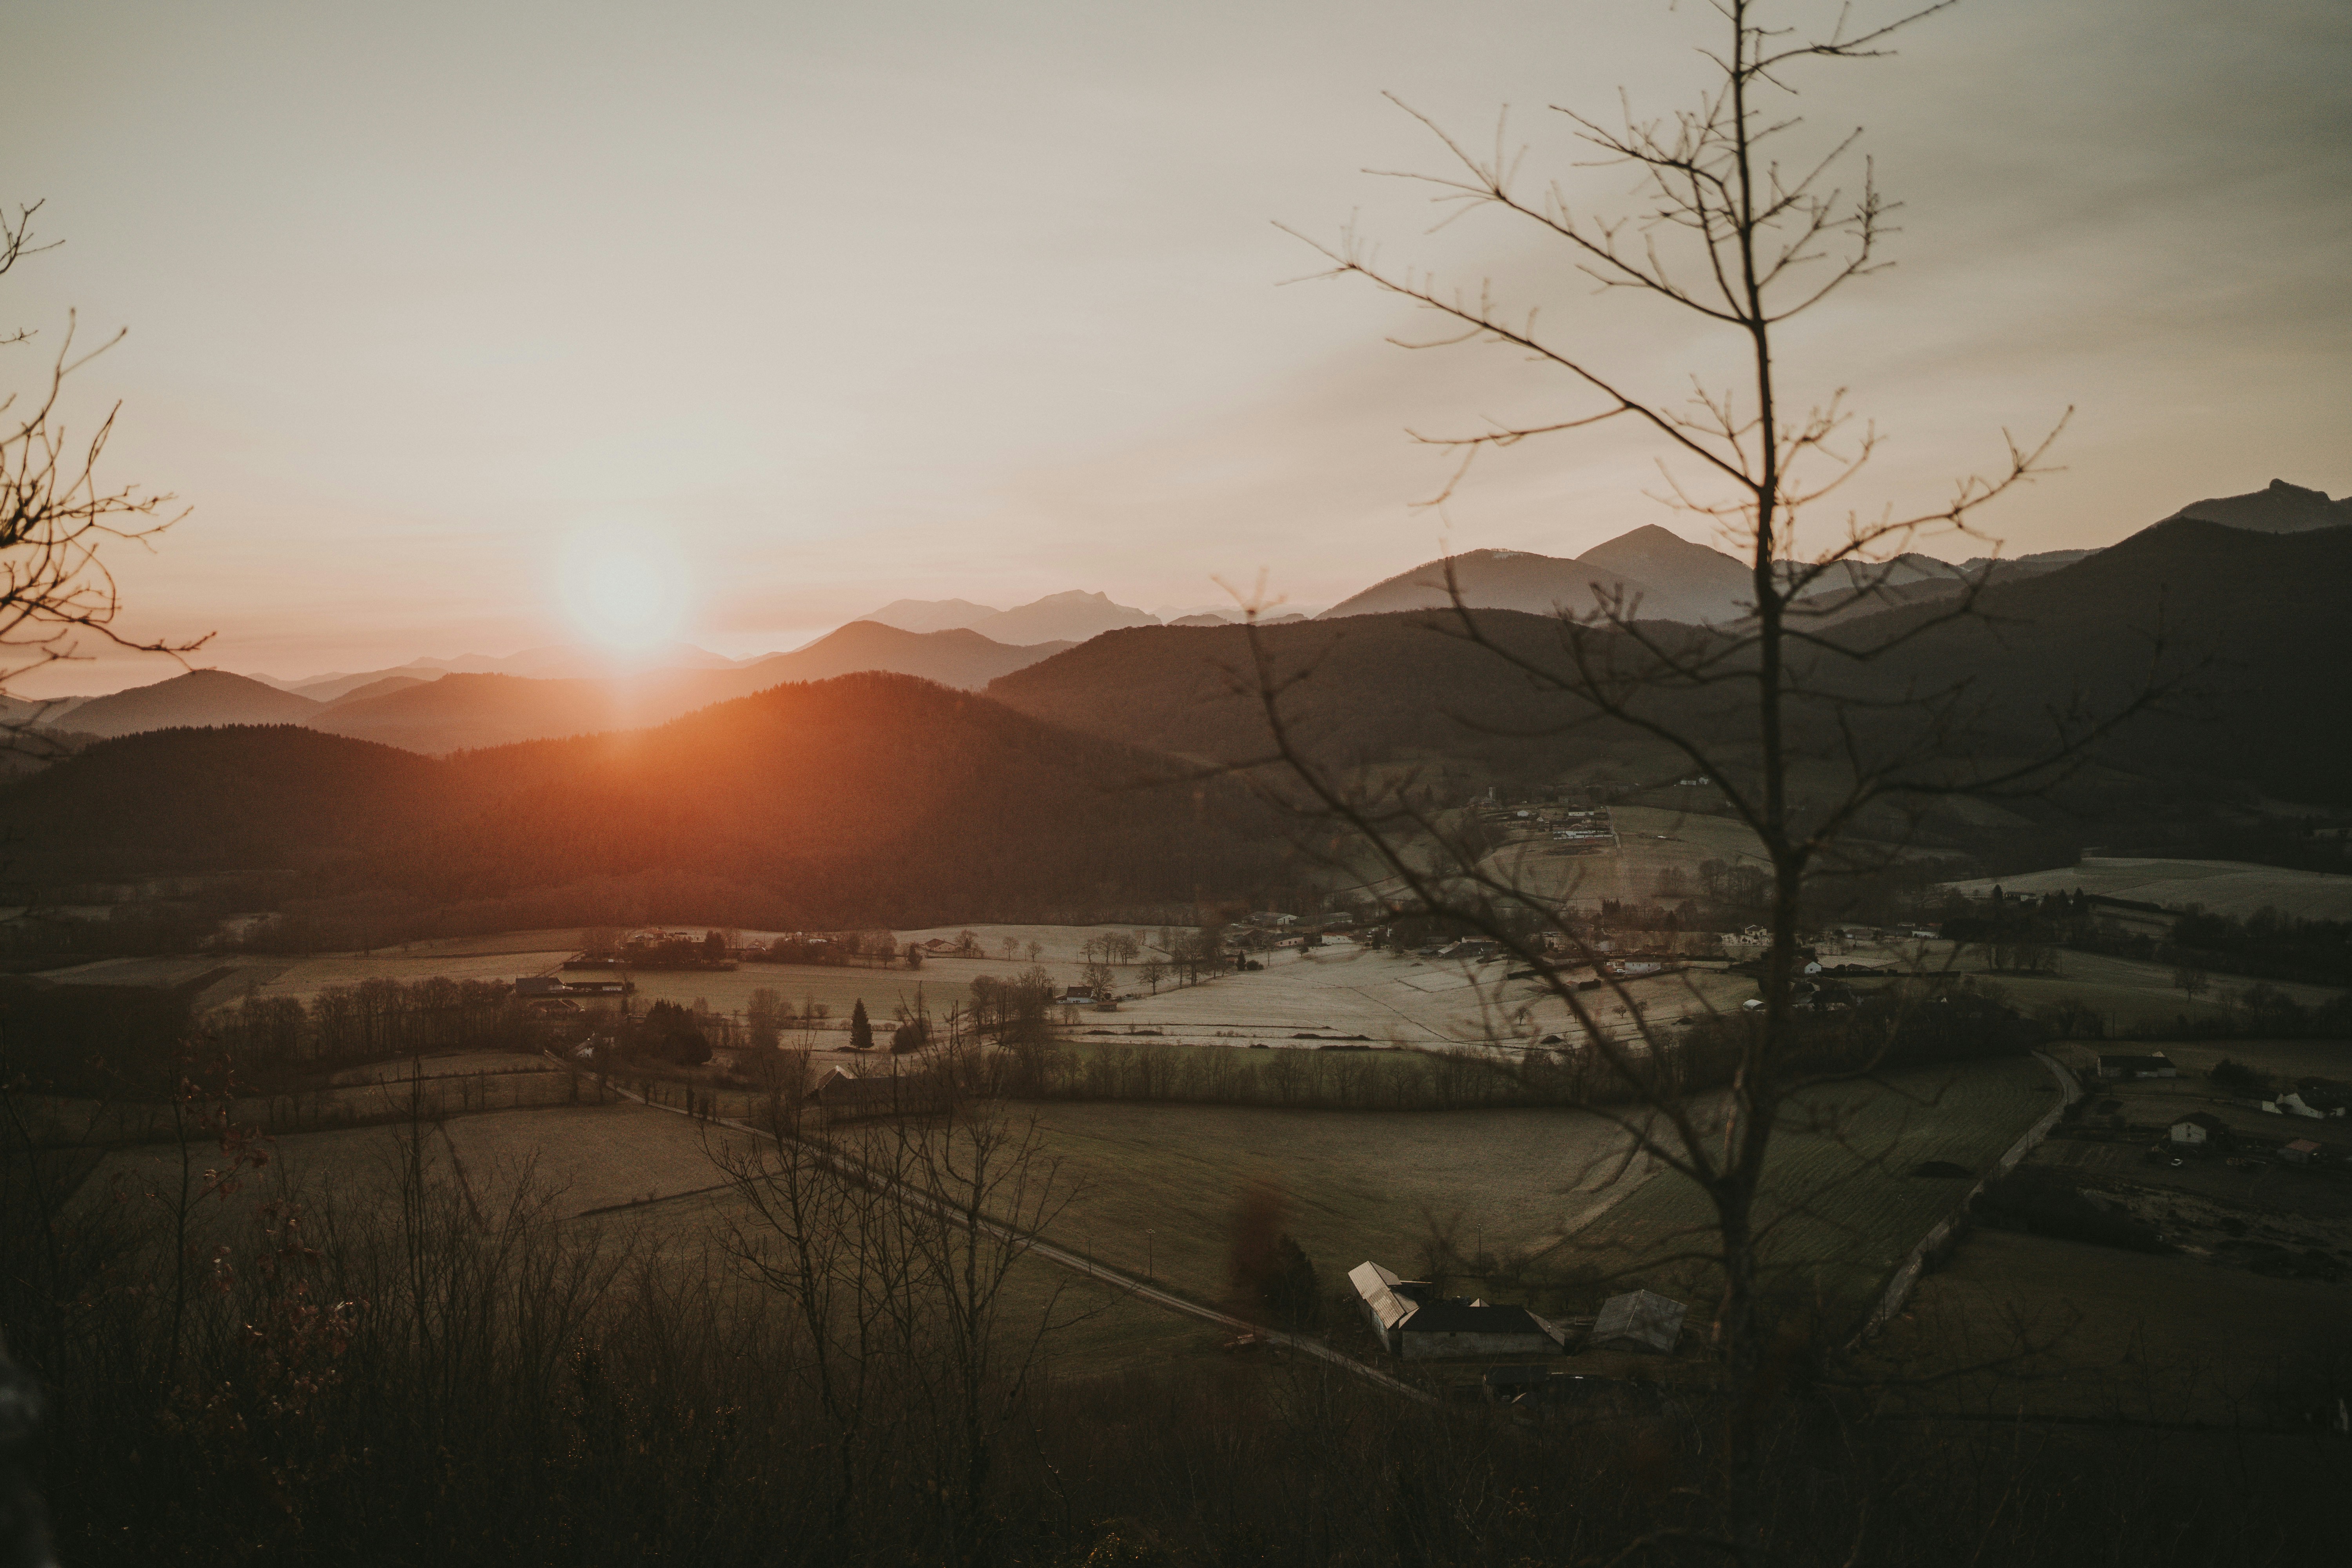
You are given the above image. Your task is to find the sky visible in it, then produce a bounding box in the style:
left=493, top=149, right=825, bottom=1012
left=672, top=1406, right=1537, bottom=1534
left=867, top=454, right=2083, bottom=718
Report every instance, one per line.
left=3, top=0, right=2347, bottom=694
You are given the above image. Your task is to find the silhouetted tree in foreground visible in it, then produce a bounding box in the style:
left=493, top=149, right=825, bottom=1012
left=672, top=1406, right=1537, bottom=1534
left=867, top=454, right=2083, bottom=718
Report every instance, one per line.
left=1247, top=0, right=2169, bottom=1547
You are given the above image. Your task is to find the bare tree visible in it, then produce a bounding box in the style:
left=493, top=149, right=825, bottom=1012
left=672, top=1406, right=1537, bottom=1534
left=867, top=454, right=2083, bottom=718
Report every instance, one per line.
left=716, top=1102, right=1077, bottom=1561
left=0, top=201, right=202, bottom=741
left=1252, top=0, right=2166, bottom=1539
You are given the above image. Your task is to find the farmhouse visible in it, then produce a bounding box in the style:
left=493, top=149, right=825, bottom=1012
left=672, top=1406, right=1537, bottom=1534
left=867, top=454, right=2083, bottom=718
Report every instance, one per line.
left=2097, top=1052, right=2179, bottom=1080
left=1347, top=1260, right=1568, bottom=1360
left=802, top=1066, right=949, bottom=1122
left=1589, top=1289, right=1687, bottom=1354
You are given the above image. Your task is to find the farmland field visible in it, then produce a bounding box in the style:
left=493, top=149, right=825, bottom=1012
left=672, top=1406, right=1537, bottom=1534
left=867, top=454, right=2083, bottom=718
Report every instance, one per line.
left=610, top=939, right=1757, bottom=1052
left=1947, top=856, right=2352, bottom=921
left=1862, top=1228, right=2349, bottom=1425
left=1568, top=1054, right=2060, bottom=1319
left=1051, top=941, right=1754, bottom=1050
left=47, top=919, right=1765, bottom=1056
left=1866, top=941, right=2347, bottom=1032
left=1014, top=1100, right=1642, bottom=1312
left=1496, top=803, right=1773, bottom=911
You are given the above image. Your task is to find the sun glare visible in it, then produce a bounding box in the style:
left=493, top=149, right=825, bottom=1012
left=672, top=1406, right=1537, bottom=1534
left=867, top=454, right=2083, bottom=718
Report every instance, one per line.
left=558, top=531, right=691, bottom=651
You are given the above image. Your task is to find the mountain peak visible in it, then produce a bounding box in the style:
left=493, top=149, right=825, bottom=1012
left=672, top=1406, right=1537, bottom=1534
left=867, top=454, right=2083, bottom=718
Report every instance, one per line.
left=2164, top=478, right=2352, bottom=536
left=1576, top=525, right=1752, bottom=621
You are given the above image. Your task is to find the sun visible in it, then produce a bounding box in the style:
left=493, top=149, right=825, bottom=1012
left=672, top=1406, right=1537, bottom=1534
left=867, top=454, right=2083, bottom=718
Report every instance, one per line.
left=558, top=531, right=691, bottom=651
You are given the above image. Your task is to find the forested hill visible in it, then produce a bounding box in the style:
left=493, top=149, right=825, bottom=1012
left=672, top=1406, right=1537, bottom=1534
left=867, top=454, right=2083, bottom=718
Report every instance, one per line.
left=1818, top=515, right=2352, bottom=802
left=0, top=673, right=1290, bottom=933
left=987, top=517, right=2352, bottom=806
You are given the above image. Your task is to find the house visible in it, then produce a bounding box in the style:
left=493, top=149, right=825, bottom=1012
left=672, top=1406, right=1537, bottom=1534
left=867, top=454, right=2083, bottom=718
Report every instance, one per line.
left=1589, top=1289, right=1686, bottom=1354
left=1347, top=1260, right=1568, bottom=1359
left=2281, top=1139, right=2323, bottom=1167
left=514, top=975, right=570, bottom=998
left=801, top=1067, right=950, bottom=1122
left=2168, top=1111, right=2230, bottom=1148
left=2098, top=1053, right=2178, bottom=1080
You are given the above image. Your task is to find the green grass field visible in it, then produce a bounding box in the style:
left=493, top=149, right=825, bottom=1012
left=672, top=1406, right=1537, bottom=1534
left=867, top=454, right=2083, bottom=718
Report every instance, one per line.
left=1862, top=1228, right=2350, bottom=1425
left=1014, top=1100, right=1640, bottom=1312
left=1568, top=1054, right=2059, bottom=1320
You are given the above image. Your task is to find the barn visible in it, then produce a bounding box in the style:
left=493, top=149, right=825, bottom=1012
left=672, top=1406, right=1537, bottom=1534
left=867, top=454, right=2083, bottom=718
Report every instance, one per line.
left=1347, top=1260, right=1568, bottom=1359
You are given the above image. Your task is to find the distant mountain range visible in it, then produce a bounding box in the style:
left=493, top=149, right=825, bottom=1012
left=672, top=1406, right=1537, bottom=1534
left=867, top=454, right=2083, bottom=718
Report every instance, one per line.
left=41, top=622, right=1073, bottom=755
left=18, top=479, right=2344, bottom=766
left=989, top=495, right=2352, bottom=808
left=861, top=590, right=1160, bottom=645
left=862, top=590, right=1324, bottom=642
left=1308, top=480, right=2345, bottom=633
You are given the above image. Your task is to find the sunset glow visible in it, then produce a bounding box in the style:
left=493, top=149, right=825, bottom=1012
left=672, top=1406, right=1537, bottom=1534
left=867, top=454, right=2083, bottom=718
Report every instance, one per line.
left=559, top=532, right=690, bottom=651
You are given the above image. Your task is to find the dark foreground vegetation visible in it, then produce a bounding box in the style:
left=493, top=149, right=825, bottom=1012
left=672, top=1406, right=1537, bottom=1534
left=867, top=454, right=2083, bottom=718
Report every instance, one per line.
left=4, top=1115, right=2343, bottom=1568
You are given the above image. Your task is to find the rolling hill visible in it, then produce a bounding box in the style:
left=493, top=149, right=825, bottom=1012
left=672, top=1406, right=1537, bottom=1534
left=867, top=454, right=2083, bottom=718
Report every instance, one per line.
left=0, top=674, right=1289, bottom=933
left=28, top=624, right=1074, bottom=755
left=58, top=670, right=325, bottom=738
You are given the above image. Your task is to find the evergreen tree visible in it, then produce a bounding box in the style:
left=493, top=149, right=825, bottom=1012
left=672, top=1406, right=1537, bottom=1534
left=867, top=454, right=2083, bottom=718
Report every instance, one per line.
left=1260, top=1235, right=1323, bottom=1331
left=849, top=997, right=873, bottom=1051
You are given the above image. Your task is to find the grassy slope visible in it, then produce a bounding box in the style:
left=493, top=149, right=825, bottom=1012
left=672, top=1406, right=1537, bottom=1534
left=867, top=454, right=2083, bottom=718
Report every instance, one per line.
left=1570, top=1056, right=2059, bottom=1319
left=1863, top=1228, right=2350, bottom=1424
left=1016, top=1101, right=1638, bottom=1310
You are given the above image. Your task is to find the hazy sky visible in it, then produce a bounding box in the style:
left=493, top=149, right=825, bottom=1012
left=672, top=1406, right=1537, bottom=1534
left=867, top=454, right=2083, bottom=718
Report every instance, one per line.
left=5, top=0, right=2346, bottom=693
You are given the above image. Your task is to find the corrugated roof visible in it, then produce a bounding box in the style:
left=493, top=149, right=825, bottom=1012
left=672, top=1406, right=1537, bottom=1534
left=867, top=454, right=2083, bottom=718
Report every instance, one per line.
left=1348, top=1260, right=1418, bottom=1333
left=1591, top=1289, right=1686, bottom=1354
left=1397, top=1301, right=1560, bottom=1341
